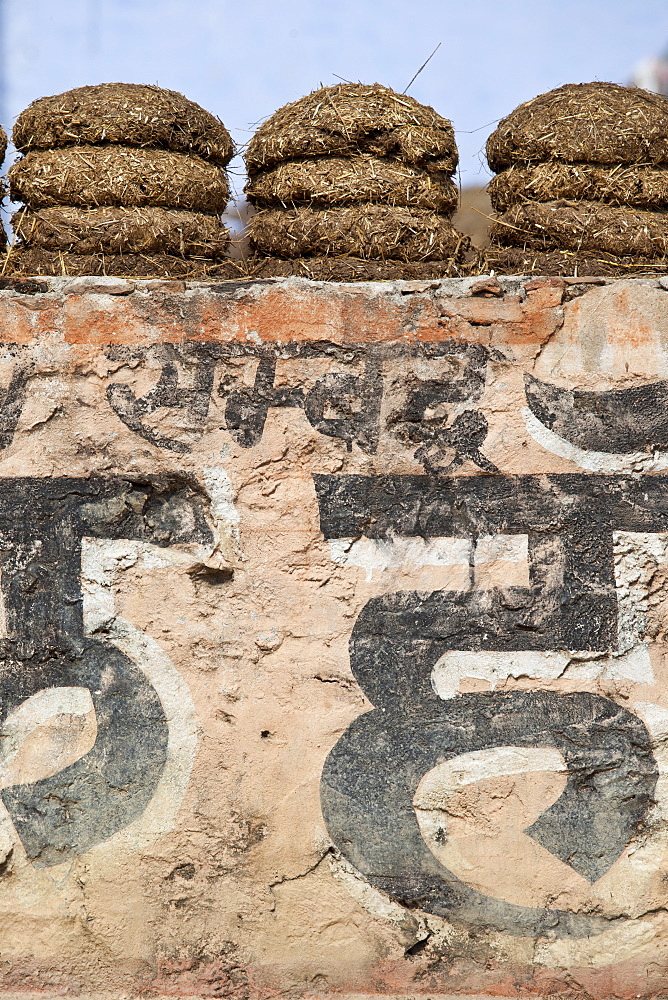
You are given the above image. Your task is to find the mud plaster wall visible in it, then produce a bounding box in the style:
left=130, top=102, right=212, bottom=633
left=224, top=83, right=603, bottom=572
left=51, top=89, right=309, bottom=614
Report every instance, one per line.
left=1, top=273, right=668, bottom=999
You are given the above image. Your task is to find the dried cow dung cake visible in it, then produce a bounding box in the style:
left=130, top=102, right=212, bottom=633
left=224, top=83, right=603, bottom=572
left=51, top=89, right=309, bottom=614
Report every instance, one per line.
left=246, top=155, right=458, bottom=212
left=487, top=82, right=668, bottom=171
left=483, top=245, right=668, bottom=278
left=490, top=200, right=668, bottom=259
left=249, top=205, right=469, bottom=262
left=5, top=248, right=243, bottom=279
left=9, top=147, right=230, bottom=213
left=13, top=83, right=234, bottom=166
left=246, top=83, right=457, bottom=173
left=13, top=205, right=230, bottom=257
left=243, top=255, right=469, bottom=281
left=489, top=162, right=668, bottom=212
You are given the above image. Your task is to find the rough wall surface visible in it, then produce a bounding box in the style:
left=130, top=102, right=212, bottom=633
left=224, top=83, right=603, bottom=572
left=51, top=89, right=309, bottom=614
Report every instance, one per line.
left=0, top=273, right=668, bottom=998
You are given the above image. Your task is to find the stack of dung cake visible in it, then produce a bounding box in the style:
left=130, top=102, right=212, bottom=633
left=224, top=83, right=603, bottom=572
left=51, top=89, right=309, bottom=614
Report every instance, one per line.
left=484, top=82, right=668, bottom=277
left=0, top=126, right=7, bottom=257
left=244, top=83, right=470, bottom=281
left=7, top=83, right=234, bottom=278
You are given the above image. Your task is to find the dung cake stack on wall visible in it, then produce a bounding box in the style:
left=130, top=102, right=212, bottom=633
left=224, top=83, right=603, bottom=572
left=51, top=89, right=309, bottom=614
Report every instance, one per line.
left=485, top=82, right=668, bottom=276
left=7, top=83, right=234, bottom=278
left=244, top=83, right=470, bottom=281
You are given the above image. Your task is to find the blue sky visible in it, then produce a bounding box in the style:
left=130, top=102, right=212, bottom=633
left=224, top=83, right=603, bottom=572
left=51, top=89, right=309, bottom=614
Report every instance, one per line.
left=3, top=0, right=668, bottom=196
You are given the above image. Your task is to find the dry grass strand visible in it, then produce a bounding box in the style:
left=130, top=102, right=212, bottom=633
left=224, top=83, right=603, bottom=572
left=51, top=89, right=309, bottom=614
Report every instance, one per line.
left=13, top=83, right=234, bottom=166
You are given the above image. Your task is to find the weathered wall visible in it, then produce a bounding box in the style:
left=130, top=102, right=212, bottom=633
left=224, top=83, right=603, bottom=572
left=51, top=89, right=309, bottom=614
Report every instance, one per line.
left=0, top=273, right=668, bottom=998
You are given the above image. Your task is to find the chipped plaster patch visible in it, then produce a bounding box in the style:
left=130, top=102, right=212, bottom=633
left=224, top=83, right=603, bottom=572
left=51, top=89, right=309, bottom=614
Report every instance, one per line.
left=328, top=536, right=471, bottom=583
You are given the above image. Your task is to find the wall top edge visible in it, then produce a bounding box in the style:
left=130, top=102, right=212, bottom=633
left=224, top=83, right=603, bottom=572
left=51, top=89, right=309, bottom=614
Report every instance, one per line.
left=0, top=272, right=665, bottom=348
left=0, top=272, right=631, bottom=299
